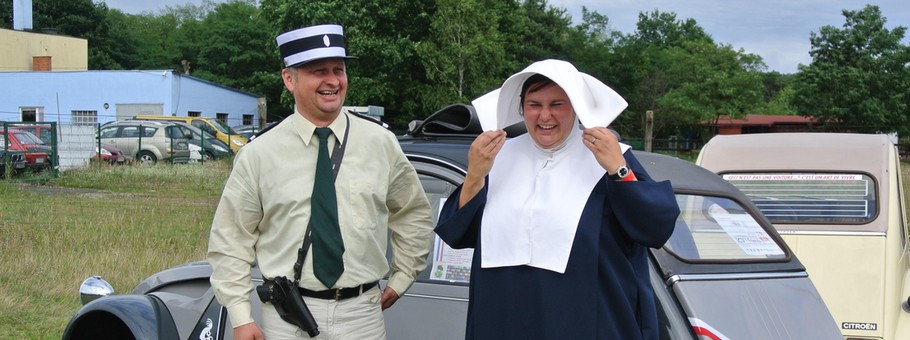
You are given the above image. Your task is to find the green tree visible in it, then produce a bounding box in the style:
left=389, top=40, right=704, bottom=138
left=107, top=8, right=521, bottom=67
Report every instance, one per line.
left=190, top=1, right=275, bottom=92
left=102, top=9, right=142, bottom=69
left=0, top=1, right=11, bottom=29
left=565, top=7, right=620, bottom=73
left=634, top=10, right=712, bottom=48
left=123, top=11, right=184, bottom=69
left=752, top=72, right=796, bottom=115
left=608, top=10, right=767, bottom=138
left=29, top=0, right=138, bottom=69
left=791, top=5, right=910, bottom=134
left=259, top=0, right=435, bottom=126
left=505, top=0, right=573, bottom=64
left=658, top=40, right=765, bottom=126
left=416, top=0, right=508, bottom=111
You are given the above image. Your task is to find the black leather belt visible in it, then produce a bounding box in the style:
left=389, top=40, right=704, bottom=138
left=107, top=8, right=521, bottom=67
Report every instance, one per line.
left=299, top=281, right=379, bottom=300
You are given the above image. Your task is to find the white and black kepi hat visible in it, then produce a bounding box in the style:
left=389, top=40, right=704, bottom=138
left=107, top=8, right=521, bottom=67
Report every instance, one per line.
left=276, top=24, right=356, bottom=67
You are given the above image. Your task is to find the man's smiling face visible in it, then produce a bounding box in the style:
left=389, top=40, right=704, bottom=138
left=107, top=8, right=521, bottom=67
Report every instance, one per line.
left=283, top=58, right=348, bottom=124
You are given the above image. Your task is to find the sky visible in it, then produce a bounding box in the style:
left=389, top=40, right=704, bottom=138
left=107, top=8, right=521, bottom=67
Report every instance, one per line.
left=102, top=0, right=909, bottom=74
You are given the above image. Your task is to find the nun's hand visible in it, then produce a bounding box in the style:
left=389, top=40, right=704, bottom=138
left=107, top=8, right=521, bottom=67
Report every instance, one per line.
left=583, top=127, right=625, bottom=173
left=459, top=130, right=506, bottom=207
left=466, top=130, right=506, bottom=182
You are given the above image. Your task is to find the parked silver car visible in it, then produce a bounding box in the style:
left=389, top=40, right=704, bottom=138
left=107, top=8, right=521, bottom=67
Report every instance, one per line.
left=98, top=121, right=191, bottom=165
left=64, top=105, right=841, bottom=339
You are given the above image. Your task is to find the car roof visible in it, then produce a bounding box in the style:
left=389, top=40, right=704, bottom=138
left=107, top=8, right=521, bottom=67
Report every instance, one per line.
left=104, top=120, right=179, bottom=127
left=699, top=132, right=891, bottom=175
left=133, top=115, right=216, bottom=123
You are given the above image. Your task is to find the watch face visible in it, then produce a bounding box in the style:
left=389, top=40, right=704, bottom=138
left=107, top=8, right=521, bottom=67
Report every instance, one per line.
left=618, top=166, right=630, bottom=178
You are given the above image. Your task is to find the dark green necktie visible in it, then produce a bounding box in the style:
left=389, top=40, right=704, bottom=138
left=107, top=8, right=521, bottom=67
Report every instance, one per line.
left=312, top=127, right=344, bottom=288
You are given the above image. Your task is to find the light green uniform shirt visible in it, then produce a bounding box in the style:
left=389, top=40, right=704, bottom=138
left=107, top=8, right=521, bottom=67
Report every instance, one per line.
left=207, top=112, right=434, bottom=328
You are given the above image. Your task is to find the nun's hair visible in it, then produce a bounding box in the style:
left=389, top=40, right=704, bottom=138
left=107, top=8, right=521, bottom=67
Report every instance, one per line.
left=519, top=74, right=555, bottom=116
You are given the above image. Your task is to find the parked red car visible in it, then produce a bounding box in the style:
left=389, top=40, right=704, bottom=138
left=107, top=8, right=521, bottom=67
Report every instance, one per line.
left=91, top=143, right=126, bottom=165
left=1, top=128, right=52, bottom=172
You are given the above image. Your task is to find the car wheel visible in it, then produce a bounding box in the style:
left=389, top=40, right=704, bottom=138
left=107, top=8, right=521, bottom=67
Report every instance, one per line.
left=138, top=151, right=157, bottom=166
left=204, top=151, right=214, bottom=161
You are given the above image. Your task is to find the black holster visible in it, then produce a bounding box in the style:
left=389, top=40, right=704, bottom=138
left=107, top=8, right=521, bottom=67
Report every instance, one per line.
left=256, top=276, right=319, bottom=337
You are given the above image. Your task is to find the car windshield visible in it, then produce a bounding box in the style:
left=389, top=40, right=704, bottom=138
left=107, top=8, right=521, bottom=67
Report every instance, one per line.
left=178, top=123, right=216, bottom=140
left=14, top=131, right=44, bottom=145
left=663, top=194, right=787, bottom=262
left=721, top=172, right=877, bottom=224
left=208, top=119, right=238, bottom=135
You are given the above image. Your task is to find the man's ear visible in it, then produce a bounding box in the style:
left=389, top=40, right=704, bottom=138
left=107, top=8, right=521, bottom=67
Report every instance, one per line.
left=281, top=68, right=295, bottom=91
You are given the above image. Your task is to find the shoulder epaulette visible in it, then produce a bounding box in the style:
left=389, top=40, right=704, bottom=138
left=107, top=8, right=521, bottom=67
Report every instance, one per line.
left=248, top=116, right=286, bottom=142
left=348, top=110, right=389, bottom=129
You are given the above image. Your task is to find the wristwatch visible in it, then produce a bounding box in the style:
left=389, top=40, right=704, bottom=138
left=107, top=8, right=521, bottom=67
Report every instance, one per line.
left=608, top=164, right=631, bottom=180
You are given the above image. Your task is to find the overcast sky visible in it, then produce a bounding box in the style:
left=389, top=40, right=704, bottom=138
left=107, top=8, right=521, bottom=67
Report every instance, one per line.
left=102, top=0, right=909, bottom=74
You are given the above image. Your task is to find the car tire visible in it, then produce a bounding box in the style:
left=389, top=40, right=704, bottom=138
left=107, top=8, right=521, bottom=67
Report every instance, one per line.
left=203, top=151, right=214, bottom=162
left=138, top=151, right=157, bottom=166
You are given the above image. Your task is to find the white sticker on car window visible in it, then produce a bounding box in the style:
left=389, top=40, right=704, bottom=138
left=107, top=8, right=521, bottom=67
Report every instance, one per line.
left=430, top=236, right=473, bottom=283
left=712, top=213, right=784, bottom=256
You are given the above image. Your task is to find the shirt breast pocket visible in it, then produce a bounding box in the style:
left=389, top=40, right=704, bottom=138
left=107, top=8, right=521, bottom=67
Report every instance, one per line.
left=348, top=180, right=382, bottom=230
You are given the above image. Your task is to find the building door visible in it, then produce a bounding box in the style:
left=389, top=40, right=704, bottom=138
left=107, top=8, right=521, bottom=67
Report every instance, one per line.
left=116, top=104, right=164, bottom=121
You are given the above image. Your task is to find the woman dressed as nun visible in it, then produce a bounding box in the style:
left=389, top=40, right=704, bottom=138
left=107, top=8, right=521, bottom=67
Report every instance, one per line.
left=435, top=59, right=680, bottom=340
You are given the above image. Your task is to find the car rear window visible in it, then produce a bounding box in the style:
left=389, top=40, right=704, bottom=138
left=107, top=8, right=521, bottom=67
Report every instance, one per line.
left=664, top=194, right=786, bottom=262
left=721, top=173, right=876, bottom=224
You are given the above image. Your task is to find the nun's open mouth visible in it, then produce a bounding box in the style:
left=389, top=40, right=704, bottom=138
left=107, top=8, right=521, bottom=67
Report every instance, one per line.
left=538, top=124, right=556, bottom=130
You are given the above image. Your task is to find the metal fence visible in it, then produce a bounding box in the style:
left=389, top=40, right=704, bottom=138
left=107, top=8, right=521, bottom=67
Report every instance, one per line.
left=1, top=122, right=98, bottom=176
left=626, top=137, right=704, bottom=153
left=897, top=144, right=910, bottom=160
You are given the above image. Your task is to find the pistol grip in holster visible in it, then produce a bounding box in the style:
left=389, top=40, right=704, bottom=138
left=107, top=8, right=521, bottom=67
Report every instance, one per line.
left=256, top=277, right=320, bottom=337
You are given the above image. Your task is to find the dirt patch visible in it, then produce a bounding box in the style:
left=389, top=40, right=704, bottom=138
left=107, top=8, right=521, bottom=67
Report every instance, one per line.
left=17, top=184, right=125, bottom=198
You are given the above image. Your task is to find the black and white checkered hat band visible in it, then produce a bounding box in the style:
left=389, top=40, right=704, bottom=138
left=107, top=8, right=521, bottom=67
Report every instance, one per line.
left=276, top=24, right=350, bottom=67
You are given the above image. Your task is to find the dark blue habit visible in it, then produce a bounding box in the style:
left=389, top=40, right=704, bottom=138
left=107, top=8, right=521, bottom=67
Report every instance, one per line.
left=435, top=153, right=679, bottom=340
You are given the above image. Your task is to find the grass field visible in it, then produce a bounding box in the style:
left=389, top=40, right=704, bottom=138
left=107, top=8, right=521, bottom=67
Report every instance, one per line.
left=3, top=156, right=910, bottom=339
left=0, top=161, right=231, bottom=339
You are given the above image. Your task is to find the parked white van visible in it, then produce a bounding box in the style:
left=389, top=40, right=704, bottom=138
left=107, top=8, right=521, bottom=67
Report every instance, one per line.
left=696, top=133, right=910, bottom=339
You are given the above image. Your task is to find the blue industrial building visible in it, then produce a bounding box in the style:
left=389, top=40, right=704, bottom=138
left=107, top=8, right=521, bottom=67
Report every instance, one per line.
left=0, top=70, right=262, bottom=128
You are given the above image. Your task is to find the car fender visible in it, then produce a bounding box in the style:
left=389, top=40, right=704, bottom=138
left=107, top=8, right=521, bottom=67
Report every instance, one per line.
left=61, top=294, right=178, bottom=340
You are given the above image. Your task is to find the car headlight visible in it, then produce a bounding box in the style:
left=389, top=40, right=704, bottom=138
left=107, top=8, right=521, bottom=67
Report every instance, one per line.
left=213, top=145, right=228, bottom=152
left=97, top=148, right=113, bottom=156
left=232, top=139, right=244, bottom=147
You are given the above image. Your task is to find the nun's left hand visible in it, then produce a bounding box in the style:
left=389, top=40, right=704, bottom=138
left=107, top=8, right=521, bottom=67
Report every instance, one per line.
left=583, top=127, right=626, bottom=173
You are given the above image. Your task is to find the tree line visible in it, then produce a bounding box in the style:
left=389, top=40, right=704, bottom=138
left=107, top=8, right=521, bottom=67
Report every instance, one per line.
left=2, top=0, right=907, bottom=138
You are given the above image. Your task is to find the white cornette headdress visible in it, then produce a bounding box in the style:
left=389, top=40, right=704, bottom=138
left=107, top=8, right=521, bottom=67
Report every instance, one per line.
left=472, top=59, right=628, bottom=131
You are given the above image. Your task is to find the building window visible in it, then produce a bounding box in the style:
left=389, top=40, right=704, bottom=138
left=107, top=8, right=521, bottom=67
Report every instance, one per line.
left=243, top=114, right=254, bottom=126
left=188, top=111, right=201, bottom=117
left=21, top=107, right=44, bottom=122
left=216, top=113, right=228, bottom=125
left=72, top=110, right=98, bottom=126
